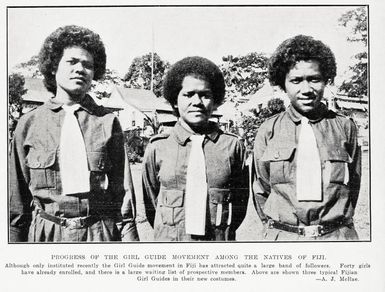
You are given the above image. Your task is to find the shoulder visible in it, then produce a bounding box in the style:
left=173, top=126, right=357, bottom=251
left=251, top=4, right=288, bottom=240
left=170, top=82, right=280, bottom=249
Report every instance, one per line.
left=257, top=111, right=286, bottom=136
left=143, top=132, right=172, bottom=159
left=16, top=105, right=47, bottom=126
left=217, top=130, right=245, bottom=153
left=327, top=110, right=357, bottom=130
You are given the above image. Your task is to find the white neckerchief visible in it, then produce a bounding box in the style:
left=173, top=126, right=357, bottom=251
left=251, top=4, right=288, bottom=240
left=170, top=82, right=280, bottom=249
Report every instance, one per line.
left=184, top=135, right=208, bottom=235
left=296, top=117, right=322, bottom=201
left=59, top=104, right=90, bottom=195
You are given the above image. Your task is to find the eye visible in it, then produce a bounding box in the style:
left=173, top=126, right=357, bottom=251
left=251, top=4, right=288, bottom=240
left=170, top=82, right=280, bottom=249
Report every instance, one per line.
left=309, top=77, right=322, bottom=83
left=83, top=61, right=94, bottom=70
left=183, top=92, right=195, bottom=98
left=290, top=79, right=301, bottom=84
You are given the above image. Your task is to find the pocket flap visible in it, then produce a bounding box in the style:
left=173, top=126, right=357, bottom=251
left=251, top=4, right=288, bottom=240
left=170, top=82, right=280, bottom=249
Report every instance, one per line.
left=87, top=151, right=112, bottom=172
left=26, top=150, right=56, bottom=168
left=261, top=145, right=296, bottom=162
left=209, top=188, right=231, bottom=204
left=324, top=147, right=351, bottom=163
left=161, top=189, right=184, bottom=207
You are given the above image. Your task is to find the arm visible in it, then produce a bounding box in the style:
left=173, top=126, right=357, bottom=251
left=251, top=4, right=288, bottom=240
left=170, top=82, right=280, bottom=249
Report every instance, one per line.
left=120, top=147, right=139, bottom=241
left=252, top=124, right=271, bottom=220
left=229, top=139, right=249, bottom=231
left=346, top=119, right=361, bottom=209
left=141, top=142, right=160, bottom=228
left=106, top=118, right=136, bottom=238
left=9, top=122, right=33, bottom=242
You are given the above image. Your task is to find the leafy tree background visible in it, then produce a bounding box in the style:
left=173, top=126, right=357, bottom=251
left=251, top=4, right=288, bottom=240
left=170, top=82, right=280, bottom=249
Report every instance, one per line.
left=338, top=7, right=368, bottom=97
left=9, top=73, right=27, bottom=137
left=220, top=52, right=269, bottom=106
left=123, top=52, right=170, bottom=97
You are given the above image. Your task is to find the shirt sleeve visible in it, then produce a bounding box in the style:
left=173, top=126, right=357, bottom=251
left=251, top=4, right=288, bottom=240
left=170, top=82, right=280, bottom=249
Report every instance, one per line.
left=346, top=119, right=361, bottom=209
left=252, top=123, right=271, bottom=221
left=120, top=144, right=140, bottom=241
left=141, top=141, right=160, bottom=228
left=225, top=138, right=248, bottom=233
left=9, top=121, right=33, bottom=242
left=107, top=118, right=135, bottom=223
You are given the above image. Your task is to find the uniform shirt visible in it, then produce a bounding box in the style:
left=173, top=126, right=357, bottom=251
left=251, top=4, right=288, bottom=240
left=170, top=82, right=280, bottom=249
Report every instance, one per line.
left=253, top=104, right=361, bottom=229
left=9, top=95, right=136, bottom=242
left=142, top=121, right=249, bottom=241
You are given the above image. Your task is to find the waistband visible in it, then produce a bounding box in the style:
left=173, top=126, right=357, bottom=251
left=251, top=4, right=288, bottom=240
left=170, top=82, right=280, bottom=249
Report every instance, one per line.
left=36, top=208, right=100, bottom=229
left=266, top=218, right=353, bottom=237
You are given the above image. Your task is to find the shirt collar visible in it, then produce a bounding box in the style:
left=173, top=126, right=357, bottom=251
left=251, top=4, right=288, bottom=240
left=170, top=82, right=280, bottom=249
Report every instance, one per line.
left=44, top=94, right=99, bottom=114
left=287, top=103, right=328, bottom=124
left=172, top=121, right=220, bottom=145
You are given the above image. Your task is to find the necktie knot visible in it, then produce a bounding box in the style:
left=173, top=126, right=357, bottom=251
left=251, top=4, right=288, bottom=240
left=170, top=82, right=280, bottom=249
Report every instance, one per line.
left=63, top=104, right=81, bottom=114
left=190, top=135, right=205, bottom=146
left=301, top=116, right=310, bottom=125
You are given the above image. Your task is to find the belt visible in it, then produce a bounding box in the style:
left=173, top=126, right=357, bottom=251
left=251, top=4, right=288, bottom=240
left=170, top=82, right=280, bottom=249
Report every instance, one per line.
left=266, top=218, right=352, bottom=237
left=36, top=209, right=99, bottom=229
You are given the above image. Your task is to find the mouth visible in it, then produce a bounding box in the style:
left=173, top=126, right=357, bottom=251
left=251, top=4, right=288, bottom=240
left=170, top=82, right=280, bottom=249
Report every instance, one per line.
left=298, top=97, right=316, bottom=104
left=71, top=77, right=87, bottom=83
left=188, top=110, right=206, bottom=115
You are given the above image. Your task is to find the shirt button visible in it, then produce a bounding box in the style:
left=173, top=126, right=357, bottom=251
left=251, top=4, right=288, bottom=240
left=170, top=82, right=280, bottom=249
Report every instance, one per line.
left=274, top=152, right=280, bottom=159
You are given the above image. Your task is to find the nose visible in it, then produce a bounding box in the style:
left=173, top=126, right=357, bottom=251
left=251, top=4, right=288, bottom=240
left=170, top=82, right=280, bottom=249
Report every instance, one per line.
left=300, top=81, right=312, bottom=95
left=74, top=62, right=86, bottom=73
left=191, top=93, right=203, bottom=105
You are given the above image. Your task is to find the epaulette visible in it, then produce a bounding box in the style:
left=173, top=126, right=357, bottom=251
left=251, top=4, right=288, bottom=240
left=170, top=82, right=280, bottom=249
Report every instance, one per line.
left=149, top=132, right=170, bottom=143
left=222, top=131, right=242, bottom=140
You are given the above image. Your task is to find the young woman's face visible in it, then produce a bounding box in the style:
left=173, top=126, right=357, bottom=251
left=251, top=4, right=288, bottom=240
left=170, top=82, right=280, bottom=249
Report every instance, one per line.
left=55, top=46, right=94, bottom=99
left=284, top=60, right=326, bottom=116
left=177, top=75, right=216, bottom=131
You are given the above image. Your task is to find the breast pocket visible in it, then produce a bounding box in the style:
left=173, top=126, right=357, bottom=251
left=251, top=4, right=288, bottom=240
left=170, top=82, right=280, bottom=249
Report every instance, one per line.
left=26, top=150, right=57, bottom=189
left=209, top=188, right=232, bottom=228
left=261, top=146, right=296, bottom=185
left=159, top=189, right=184, bottom=226
left=324, top=148, right=351, bottom=185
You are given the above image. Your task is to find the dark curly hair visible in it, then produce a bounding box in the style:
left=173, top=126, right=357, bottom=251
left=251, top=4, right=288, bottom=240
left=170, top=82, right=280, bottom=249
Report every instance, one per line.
left=162, top=56, right=225, bottom=115
left=268, top=35, right=336, bottom=91
left=39, top=25, right=106, bottom=93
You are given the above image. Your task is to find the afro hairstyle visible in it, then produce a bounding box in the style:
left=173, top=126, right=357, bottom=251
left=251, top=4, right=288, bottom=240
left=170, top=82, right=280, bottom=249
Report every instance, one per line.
left=268, top=35, right=336, bottom=91
left=39, top=25, right=106, bottom=93
left=162, top=56, right=225, bottom=116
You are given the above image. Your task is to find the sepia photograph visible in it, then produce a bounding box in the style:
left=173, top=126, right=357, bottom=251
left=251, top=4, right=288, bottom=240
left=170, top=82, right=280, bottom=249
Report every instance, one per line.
left=2, top=2, right=384, bottom=292
left=7, top=5, right=370, bottom=243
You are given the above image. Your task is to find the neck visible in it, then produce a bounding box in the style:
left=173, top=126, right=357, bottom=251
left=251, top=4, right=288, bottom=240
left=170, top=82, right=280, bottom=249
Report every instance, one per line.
left=301, top=108, right=324, bottom=120
left=180, top=119, right=210, bottom=135
left=55, top=87, right=85, bottom=106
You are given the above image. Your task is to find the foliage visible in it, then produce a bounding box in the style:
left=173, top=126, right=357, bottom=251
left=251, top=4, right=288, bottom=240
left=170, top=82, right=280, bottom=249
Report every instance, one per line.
left=9, top=73, right=27, bottom=136
left=338, top=7, right=368, bottom=97
left=91, top=68, right=124, bottom=99
left=240, top=98, right=286, bottom=147
left=124, top=129, right=145, bottom=163
left=124, top=52, right=170, bottom=97
left=13, top=55, right=42, bottom=78
left=220, top=53, right=269, bottom=105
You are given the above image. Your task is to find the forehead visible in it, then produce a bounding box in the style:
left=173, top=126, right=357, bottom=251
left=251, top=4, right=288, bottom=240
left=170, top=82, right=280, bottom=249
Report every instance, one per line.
left=180, top=75, right=211, bottom=91
left=61, top=46, right=93, bottom=61
left=287, top=60, right=322, bottom=76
